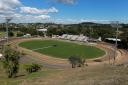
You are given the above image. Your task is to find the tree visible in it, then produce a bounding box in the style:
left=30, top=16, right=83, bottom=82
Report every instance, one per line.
left=68, top=56, right=86, bottom=68
left=69, top=56, right=78, bottom=68
left=2, top=45, right=21, bottom=78
left=8, top=31, right=14, bottom=37
left=16, top=31, right=24, bottom=37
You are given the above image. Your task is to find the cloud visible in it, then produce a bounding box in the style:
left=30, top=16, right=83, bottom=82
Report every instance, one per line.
left=0, top=0, right=58, bottom=23
left=56, top=0, right=76, bottom=4
left=20, top=7, right=58, bottom=14
left=0, top=0, right=21, bottom=14
left=80, top=19, right=111, bottom=23
left=12, top=15, right=51, bottom=23
left=55, top=18, right=79, bottom=24
left=47, top=0, right=77, bottom=5
left=35, top=15, right=50, bottom=20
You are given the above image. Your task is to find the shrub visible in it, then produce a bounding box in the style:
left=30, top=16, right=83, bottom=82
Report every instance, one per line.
left=24, top=63, right=41, bottom=74
left=8, top=31, right=14, bottom=37
left=68, top=56, right=86, bottom=68
left=69, top=56, right=78, bottom=68
left=16, top=32, right=24, bottom=37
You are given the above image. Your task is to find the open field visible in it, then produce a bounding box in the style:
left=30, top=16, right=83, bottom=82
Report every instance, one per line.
left=19, top=40, right=105, bottom=59
left=0, top=60, right=128, bottom=85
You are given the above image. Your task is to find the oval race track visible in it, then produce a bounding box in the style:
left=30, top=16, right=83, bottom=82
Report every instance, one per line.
left=1, top=38, right=128, bottom=69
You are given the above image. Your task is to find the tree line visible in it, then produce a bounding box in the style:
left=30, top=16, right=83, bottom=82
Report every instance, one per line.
left=0, top=22, right=128, bottom=49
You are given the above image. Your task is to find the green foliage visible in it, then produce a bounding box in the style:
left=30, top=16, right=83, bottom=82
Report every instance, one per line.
left=8, top=31, right=14, bottom=37
left=20, top=27, right=37, bottom=36
left=24, top=63, right=41, bottom=74
left=0, top=23, right=127, bottom=41
left=38, top=31, right=44, bottom=36
left=119, top=37, right=128, bottom=49
left=47, top=27, right=63, bottom=36
left=0, top=32, right=6, bottom=37
left=2, top=46, right=21, bottom=78
left=16, top=31, right=24, bottom=37
left=68, top=56, right=86, bottom=68
left=46, top=23, right=116, bottom=39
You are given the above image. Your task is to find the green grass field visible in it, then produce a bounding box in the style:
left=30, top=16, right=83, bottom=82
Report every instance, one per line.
left=0, top=31, right=6, bottom=37
left=19, top=40, right=105, bottom=59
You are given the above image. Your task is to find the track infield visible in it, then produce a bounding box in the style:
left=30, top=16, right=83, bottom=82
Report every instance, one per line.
left=19, top=40, right=105, bottom=59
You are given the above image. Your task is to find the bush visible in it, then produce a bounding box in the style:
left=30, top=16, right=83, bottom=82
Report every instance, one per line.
left=24, top=63, right=41, bottom=74
left=68, top=56, right=86, bottom=68
left=16, top=32, right=24, bottom=37
left=8, top=31, right=14, bottom=37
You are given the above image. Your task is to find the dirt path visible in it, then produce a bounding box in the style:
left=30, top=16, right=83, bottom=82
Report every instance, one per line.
left=9, top=38, right=128, bottom=68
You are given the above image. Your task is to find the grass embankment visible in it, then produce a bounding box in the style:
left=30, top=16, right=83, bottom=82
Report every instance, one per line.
left=1, top=62, right=128, bottom=85
left=19, top=40, right=105, bottom=59
left=0, top=62, right=58, bottom=85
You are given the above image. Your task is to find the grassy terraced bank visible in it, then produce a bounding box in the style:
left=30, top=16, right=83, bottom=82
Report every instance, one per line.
left=19, top=40, right=105, bottom=59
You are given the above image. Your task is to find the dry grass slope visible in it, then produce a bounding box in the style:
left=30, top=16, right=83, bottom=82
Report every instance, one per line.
left=20, top=65, right=128, bottom=85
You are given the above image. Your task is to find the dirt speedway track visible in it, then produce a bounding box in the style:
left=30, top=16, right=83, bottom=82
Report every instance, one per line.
left=8, top=38, right=128, bottom=69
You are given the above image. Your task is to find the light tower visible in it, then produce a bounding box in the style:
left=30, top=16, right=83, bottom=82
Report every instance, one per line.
left=89, top=23, right=95, bottom=42
left=111, top=21, right=122, bottom=65
left=5, top=17, right=12, bottom=43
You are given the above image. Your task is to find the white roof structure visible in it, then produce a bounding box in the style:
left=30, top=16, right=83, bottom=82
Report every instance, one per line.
left=105, top=38, right=121, bottom=42
left=83, top=37, right=88, bottom=42
left=65, top=35, right=73, bottom=40
left=23, top=34, right=31, bottom=38
left=70, top=35, right=79, bottom=41
left=77, top=36, right=87, bottom=42
left=98, top=37, right=102, bottom=41
left=26, top=34, right=31, bottom=36
left=60, top=34, right=67, bottom=39
left=0, top=53, right=2, bottom=58
left=37, top=29, right=47, bottom=32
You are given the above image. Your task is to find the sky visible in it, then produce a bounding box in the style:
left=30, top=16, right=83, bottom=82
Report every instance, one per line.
left=0, top=0, right=128, bottom=24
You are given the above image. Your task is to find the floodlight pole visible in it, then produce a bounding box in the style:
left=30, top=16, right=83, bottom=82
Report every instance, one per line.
left=6, top=20, right=9, bottom=43
left=111, top=21, right=121, bottom=65
left=89, top=25, right=93, bottom=41
left=89, top=24, right=94, bottom=42
left=114, top=24, right=118, bottom=64
left=89, top=25, right=92, bottom=40
left=5, top=17, right=12, bottom=44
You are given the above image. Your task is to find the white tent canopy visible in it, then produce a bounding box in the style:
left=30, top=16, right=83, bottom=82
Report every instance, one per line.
left=37, top=29, right=47, bottom=32
left=105, top=38, right=121, bottom=42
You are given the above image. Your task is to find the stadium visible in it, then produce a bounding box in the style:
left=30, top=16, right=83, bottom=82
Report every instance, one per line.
left=0, top=0, right=128, bottom=85
left=0, top=18, right=128, bottom=85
